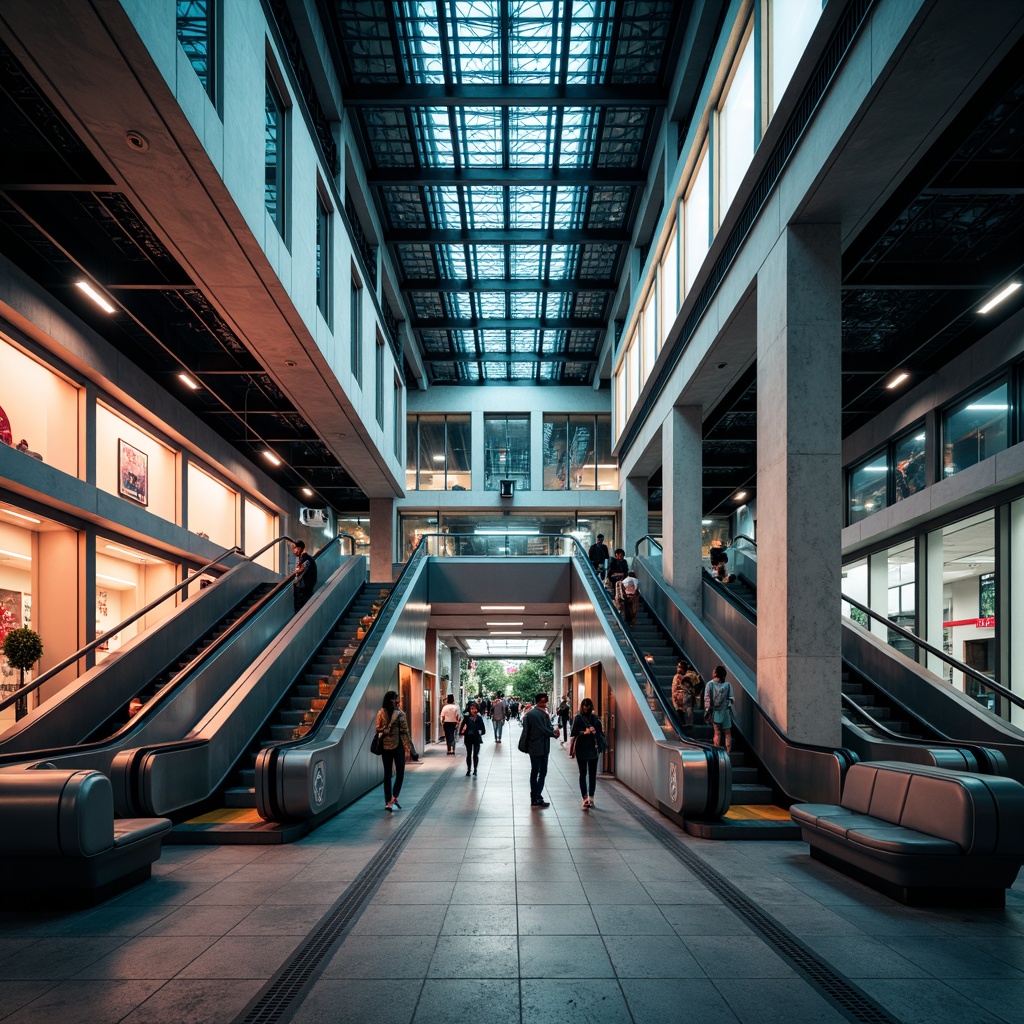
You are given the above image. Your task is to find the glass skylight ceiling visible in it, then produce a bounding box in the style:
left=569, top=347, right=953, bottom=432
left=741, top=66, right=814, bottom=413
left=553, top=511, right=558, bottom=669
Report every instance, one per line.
left=329, top=1, right=683, bottom=383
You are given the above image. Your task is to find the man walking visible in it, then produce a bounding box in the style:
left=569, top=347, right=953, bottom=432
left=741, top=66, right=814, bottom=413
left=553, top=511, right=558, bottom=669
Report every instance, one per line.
left=588, top=533, right=609, bottom=579
left=291, top=540, right=317, bottom=613
left=521, top=693, right=559, bottom=807
left=491, top=693, right=506, bottom=743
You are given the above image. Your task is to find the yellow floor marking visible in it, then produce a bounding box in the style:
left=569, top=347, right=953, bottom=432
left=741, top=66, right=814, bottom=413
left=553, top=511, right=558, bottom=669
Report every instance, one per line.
left=724, top=805, right=793, bottom=821
left=183, top=807, right=264, bottom=825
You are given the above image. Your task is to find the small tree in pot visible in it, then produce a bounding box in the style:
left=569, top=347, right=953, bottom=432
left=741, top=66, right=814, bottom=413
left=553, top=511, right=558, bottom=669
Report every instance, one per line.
left=2, top=626, right=43, bottom=720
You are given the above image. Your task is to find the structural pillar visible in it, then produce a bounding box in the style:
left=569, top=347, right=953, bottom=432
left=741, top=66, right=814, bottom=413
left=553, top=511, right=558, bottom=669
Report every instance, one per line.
left=756, top=224, right=842, bottom=746
left=620, top=474, right=648, bottom=561
left=451, top=651, right=463, bottom=704
left=662, top=405, right=703, bottom=607
left=368, top=497, right=395, bottom=583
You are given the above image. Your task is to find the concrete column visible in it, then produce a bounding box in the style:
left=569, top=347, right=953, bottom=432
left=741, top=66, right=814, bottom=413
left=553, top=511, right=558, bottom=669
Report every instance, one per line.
left=868, top=550, right=889, bottom=643
left=620, top=474, right=648, bottom=561
left=923, top=527, right=946, bottom=677
left=756, top=223, right=842, bottom=746
left=451, top=652, right=463, bottom=704
left=561, top=629, right=573, bottom=683
left=368, top=497, right=394, bottom=583
left=424, top=627, right=437, bottom=678
left=662, top=405, right=703, bottom=607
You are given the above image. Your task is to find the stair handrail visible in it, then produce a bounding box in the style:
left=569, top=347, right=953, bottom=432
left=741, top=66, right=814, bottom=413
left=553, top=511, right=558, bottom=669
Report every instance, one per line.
left=633, top=535, right=663, bottom=558
left=732, top=533, right=757, bottom=549
left=841, top=593, right=1022, bottom=714
left=1, top=533, right=358, bottom=715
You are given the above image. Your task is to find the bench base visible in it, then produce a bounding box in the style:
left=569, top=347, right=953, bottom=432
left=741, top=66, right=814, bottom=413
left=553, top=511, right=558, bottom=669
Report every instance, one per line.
left=809, top=846, right=1006, bottom=908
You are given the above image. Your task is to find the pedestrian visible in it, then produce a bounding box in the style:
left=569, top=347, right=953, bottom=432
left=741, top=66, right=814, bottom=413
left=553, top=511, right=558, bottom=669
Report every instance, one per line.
left=460, top=701, right=486, bottom=776
left=439, top=693, right=461, bottom=755
left=374, top=689, right=410, bottom=811
left=616, top=570, right=640, bottom=626
left=491, top=693, right=506, bottom=743
left=588, top=533, right=610, bottom=578
left=508, top=697, right=519, bottom=721
left=521, top=692, right=559, bottom=807
left=709, top=538, right=731, bottom=581
left=606, top=547, right=629, bottom=591
left=556, top=694, right=571, bottom=744
left=569, top=697, right=605, bottom=809
left=704, top=665, right=734, bottom=752
left=291, top=540, right=317, bottom=612
left=671, top=660, right=702, bottom=729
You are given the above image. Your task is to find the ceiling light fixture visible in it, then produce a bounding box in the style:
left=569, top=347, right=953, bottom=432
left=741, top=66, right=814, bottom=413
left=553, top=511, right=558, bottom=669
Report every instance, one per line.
left=733, top=491, right=747, bottom=502
left=301, top=487, right=314, bottom=498
left=978, top=281, right=1021, bottom=314
left=1, top=509, right=42, bottom=524
left=486, top=621, right=524, bottom=626
left=104, top=544, right=150, bottom=561
left=489, top=630, right=522, bottom=635
left=481, top=605, right=525, bottom=611
left=178, top=373, right=200, bottom=390
left=262, top=451, right=281, bottom=466
left=886, top=372, right=909, bottom=389
left=96, top=572, right=137, bottom=586
left=433, top=454, right=445, bottom=462
left=0, top=548, right=31, bottom=561
left=75, top=279, right=116, bottom=313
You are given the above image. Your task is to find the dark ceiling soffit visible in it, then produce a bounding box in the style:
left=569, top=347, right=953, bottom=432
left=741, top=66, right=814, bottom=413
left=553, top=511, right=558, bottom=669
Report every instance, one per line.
left=342, top=85, right=667, bottom=107
left=369, top=167, right=647, bottom=186
left=401, top=277, right=619, bottom=293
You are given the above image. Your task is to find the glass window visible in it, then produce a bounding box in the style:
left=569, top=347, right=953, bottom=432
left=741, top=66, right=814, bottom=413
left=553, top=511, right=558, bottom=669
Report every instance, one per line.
left=769, top=0, right=822, bottom=116
left=848, top=452, right=888, bottom=524
left=484, top=414, right=530, bottom=491
left=176, top=0, right=216, bottom=103
left=943, top=380, right=1009, bottom=478
left=405, top=417, right=418, bottom=490
left=615, top=364, right=626, bottom=439
left=408, top=415, right=470, bottom=490
left=893, top=426, right=926, bottom=501
left=718, top=29, right=755, bottom=218
left=595, top=416, right=616, bottom=490
left=375, top=335, right=385, bottom=427
left=627, top=332, right=640, bottom=410
left=684, top=144, right=710, bottom=294
left=660, top=222, right=678, bottom=336
left=350, top=277, right=362, bottom=383
left=393, top=377, right=402, bottom=460
left=543, top=415, right=614, bottom=491
left=316, top=191, right=331, bottom=321
left=543, top=415, right=569, bottom=490
left=642, top=286, right=658, bottom=381
left=265, top=75, right=286, bottom=234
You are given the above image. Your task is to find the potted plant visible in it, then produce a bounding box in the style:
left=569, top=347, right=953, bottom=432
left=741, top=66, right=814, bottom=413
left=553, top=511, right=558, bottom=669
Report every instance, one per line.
left=2, top=626, right=43, bottom=720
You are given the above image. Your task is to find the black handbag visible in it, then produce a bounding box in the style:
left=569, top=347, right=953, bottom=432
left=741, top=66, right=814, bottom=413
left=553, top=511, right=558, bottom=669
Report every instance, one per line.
left=370, top=732, right=383, bottom=756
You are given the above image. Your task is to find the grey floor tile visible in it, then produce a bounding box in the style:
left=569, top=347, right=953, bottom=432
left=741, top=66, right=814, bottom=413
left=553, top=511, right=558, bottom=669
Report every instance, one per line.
left=684, top=935, right=797, bottom=979
left=427, top=935, right=518, bottom=978
left=351, top=903, right=448, bottom=936
left=661, top=903, right=748, bottom=936
left=139, top=903, right=254, bottom=937
left=590, top=904, right=674, bottom=935
left=320, top=934, right=439, bottom=979
left=119, top=979, right=264, bottom=1024
left=0, top=937, right=126, bottom=981
left=620, top=978, right=741, bottom=1024
left=0, top=981, right=62, bottom=1019
left=584, top=880, right=655, bottom=905
left=228, top=903, right=334, bottom=936
left=1, top=979, right=163, bottom=1024
left=290, top=978, right=420, bottom=1024
left=518, top=935, right=614, bottom=978
left=603, top=933, right=705, bottom=978
left=175, top=934, right=301, bottom=979
left=520, top=978, right=633, bottom=1023
left=72, top=935, right=217, bottom=979
left=414, top=979, right=519, bottom=1023
left=441, top=904, right=519, bottom=935
left=802, top=934, right=931, bottom=979
left=858, top=978, right=1007, bottom=1024
left=945, top=977, right=1024, bottom=1022
left=716, top=977, right=852, bottom=1024
left=517, top=904, right=598, bottom=935
left=880, top=935, right=1024, bottom=980
left=373, top=881, right=455, bottom=905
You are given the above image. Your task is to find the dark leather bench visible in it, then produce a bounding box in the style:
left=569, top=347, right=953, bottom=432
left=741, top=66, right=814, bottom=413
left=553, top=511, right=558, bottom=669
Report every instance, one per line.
left=790, top=760, right=1024, bottom=906
left=0, top=767, right=172, bottom=908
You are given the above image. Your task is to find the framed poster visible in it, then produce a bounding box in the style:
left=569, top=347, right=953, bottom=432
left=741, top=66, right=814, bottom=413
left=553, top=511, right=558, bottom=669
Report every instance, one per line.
left=118, top=438, right=149, bottom=506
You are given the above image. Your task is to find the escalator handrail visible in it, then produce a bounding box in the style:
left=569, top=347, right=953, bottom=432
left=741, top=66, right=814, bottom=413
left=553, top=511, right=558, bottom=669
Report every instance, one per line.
left=842, top=593, right=1022, bottom=712
left=633, top=535, right=663, bottom=558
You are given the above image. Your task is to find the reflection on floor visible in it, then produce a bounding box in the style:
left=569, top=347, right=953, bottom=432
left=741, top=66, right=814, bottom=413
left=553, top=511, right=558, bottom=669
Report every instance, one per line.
left=0, top=724, right=1021, bottom=1024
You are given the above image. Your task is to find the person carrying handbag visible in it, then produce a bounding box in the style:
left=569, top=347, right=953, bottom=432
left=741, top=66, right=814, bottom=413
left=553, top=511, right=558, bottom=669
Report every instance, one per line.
left=703, top=665, right=734, bottom=752
left=375, top=690, right=411, bottom=811
left=569, top=697, right=606, bottom=810
left=460, top=702, right=486, bottom=776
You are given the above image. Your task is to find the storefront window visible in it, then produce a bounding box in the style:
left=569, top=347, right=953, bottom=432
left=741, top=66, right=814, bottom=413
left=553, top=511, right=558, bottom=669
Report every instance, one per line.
left=187, top=463, right=237, bottom=549
left=893, top=426, right=926, bottom=501
left=484, top=414, right=530, bottom=491
left=848, top=452, right=887, bottom=524
left=943, top=380, right=1009, bottom=478
left=543, top=415, right=614, bottom=491
left=407, top=415, right=471, bottom=491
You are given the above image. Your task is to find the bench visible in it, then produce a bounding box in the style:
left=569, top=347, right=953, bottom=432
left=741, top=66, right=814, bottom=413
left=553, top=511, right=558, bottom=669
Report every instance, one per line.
left=0, top=767, right=172, bottom=908
left=790, top=760, right=1024, bottom=906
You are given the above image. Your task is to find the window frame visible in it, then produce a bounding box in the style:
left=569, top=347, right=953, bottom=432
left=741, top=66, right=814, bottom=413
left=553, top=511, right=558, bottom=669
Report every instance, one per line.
left=264, top=68, right=289, bottom=239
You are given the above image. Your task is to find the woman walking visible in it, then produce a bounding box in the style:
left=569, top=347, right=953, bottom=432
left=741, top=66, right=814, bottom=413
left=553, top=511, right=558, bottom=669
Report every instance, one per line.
left=569, top=697, right=605, bottom=809
left=461, top=701, right=486, bottom=776
left=439, top=693, right=461, bottom=755
left=375, top=689, right=410, bottom=811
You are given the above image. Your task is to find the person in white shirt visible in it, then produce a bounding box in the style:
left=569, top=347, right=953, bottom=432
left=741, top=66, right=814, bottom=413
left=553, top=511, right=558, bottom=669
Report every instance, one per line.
left=439, top=694, right=462, bottom=755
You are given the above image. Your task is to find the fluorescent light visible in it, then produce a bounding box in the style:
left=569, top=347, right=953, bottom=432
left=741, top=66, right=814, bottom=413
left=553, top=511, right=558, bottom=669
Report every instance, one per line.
left=914, top=433, right=925, bottom=441
left=432, top=454, right=445, bottom=462
left=489, top=631, right=522, bottom=635
left=75, top=280, right=116, bottom=313
left=863, top=466, right=888, bottom=472
left=475, top=528, right=539, bottom=535
left=966, top=404, right=1008, bottom=411
left=97, top=572, right=137, bottom=586
left=978, top=281, right=1020, bottom=314
left=486, top=621, right=524, bottom=626
left=262, top=451, right=281, bottom=466
left=178, top=373, right=199, bottom=390
left=733, top=491, right=747, bottom=501
left=1, top=509, right=41, bottom=524
left=301, top=487, right=314, bottom=498
left=701, top=520, right=712, bottom=525
left=887, top=373, right=909, bottom=389
left=0, top=548, right=31, bottom=561
left=104, top=544, right=151, bottom=562
left=481, top=605, right=525, bottom=611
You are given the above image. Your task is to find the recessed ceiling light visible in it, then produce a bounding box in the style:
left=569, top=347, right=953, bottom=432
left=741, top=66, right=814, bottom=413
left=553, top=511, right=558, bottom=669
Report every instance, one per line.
left=262, top=451, right=281, bottom=466
left=96, top=572, right=137, bottom=586
left=481, top=605, right=525, bottom=611
left=0, top=548, right=31, bottom=561
left=978, top=281, right=1021, bottom=314
left=489, top=631, right=522, bottom=635
left=75, top=280, right=116, bottom=313
left=887, top=372, right=909, bottom=389
left=701, top=519, right=712, bottom=525
left=104, top=544, right=150, bottom=561
left=733, top=491, right=747, bottom=502
left=486, top=622, right=524, bottom=626
left=433, top=454, right=445, bottom=462
left=1, top=508, right=42, bottom=524
left=178, top=373, right=199, bottom=390
left=301, top=487, right=314, bottom=498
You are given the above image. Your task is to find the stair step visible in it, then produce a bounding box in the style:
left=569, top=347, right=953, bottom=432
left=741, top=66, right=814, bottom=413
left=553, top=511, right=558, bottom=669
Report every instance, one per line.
left=223, top=787, right=257, bottom=808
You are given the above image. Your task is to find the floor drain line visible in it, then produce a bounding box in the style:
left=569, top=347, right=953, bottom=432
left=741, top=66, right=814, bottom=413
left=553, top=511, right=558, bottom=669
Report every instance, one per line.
left=234, top=764, right=457, bottom=1024
left=604, top=784, right=904, bottom=1024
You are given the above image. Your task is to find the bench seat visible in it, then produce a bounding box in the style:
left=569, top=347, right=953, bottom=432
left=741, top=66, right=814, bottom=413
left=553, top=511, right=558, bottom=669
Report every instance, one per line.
left=790, top=761, right=1024, bottom=906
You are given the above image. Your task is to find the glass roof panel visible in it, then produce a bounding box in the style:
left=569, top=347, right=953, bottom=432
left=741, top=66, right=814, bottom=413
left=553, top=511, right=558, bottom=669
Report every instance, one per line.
left=476, top=291, right=507, bottom=317
left=538, top=361, right=559, bottom=380
left=397, top=1, right=445, bottom=83
left=395, top=243, right=437, bottom=278
left=416, top=107, right=456, bottom=166
left=545, top=244, right=576, bottom=278
left=511, top=291, right=543, bottom=318
left=470, top=245, right=508, bottom=278
left=509, top=108, right=559, bottom=167
left=459, top=362, right=481, bottom=381
left=545, top=292, right=572, bottom=318
left=451, top=330, right=475, bottom=353
left=446, top=292, right=473, bottom=318
left=453, top=108, right=503, bottom=167
left=510, top=361, right=534, bottom=378
left=420, top=329, right=450, bottom=353
left=465, top=185, right=505, bottom=229
left=564, top=1, right=606, bottom=84
left=552, top=186, right=586, bottom=229
left=587, top=185, right=632, bottom=229
left=597, top=107, right=649, bottom=167
left=447, top=1, right=501, bottom=84
left=437, top=244, right=469, bottom=278
left=563, top=361, right=591, bottom=381
left=556, top=107, right=598, bottom=166
left=383, top=185, right=426, bottom=229
left=480, top=329, right=507, bottom=352
left=510, top=330, right=538, bottom=352
left=410, top=292, right=444, bottom=318
left=542, top=331, right=566, bottom=354
left=508, top=244, right=546, bottom=278
left=483, top=361, right=509, bottom=380
left=508, top=187, right=550, bottom=229
left=508, top=0, right=560, bottom=84
left=361, top=108, right=415, bottom=166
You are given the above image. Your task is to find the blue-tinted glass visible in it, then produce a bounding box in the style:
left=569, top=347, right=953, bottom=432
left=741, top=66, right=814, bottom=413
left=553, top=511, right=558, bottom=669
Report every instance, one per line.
left=943, top=382, right=1009, bottom=477
left=849, top=454, right=888, bottom=524
left=177, top=1, right=213, bottom=100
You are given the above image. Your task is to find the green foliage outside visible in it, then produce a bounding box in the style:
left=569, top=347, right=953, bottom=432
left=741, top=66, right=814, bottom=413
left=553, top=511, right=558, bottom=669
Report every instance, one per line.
left=466, top=654, right=554, bottom=702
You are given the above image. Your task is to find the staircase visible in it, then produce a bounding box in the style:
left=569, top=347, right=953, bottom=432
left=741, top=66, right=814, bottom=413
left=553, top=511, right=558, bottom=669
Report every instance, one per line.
left=85, top=583, right=275, bottom=741
left=841, top=664, right=933, bottom=740
left=220, top=583, right=393, bottom=809
left=628, top=601, right=799, bottom=838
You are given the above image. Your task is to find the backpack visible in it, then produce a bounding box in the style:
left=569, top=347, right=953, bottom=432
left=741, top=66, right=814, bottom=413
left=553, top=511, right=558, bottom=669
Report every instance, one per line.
left=711, top=682, right=730, bottom=711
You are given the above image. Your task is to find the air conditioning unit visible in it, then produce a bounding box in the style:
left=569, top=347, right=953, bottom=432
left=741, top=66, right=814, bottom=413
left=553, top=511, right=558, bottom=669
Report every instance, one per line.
left=300, top=508, right=330, bottom=527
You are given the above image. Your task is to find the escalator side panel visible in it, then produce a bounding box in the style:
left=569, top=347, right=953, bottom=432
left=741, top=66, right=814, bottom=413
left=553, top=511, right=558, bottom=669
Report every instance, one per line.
left=0, top=559, right=275, bottom=754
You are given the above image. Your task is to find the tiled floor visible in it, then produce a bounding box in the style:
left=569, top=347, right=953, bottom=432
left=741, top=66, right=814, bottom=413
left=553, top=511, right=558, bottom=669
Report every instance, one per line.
left=1, top=723, right=1022, bottom=1023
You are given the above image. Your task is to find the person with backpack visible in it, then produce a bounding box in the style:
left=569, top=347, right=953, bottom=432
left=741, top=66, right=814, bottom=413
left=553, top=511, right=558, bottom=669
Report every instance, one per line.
left=671, top=660, right=702, bottom=729
left=703, top=665, right=734, bottom=752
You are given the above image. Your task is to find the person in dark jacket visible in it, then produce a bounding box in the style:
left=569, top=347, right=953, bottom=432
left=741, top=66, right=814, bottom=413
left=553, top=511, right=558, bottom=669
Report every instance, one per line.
left=521, top=693, right=559, bottom=806
left=606, top=548, right=629, bottom=591
left=569, top=697, right=605, bottom=809
left=556, top=695, right=571, bottom=744
left=588, top=534, right=610, bottom=578
left=460, top=702, right=486, bottom=776
left=291, top=540, right=317, bottom=612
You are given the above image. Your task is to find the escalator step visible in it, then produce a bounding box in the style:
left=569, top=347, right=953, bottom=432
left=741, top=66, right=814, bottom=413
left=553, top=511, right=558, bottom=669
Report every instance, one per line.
left=223, top=787, right=257, bottom=808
